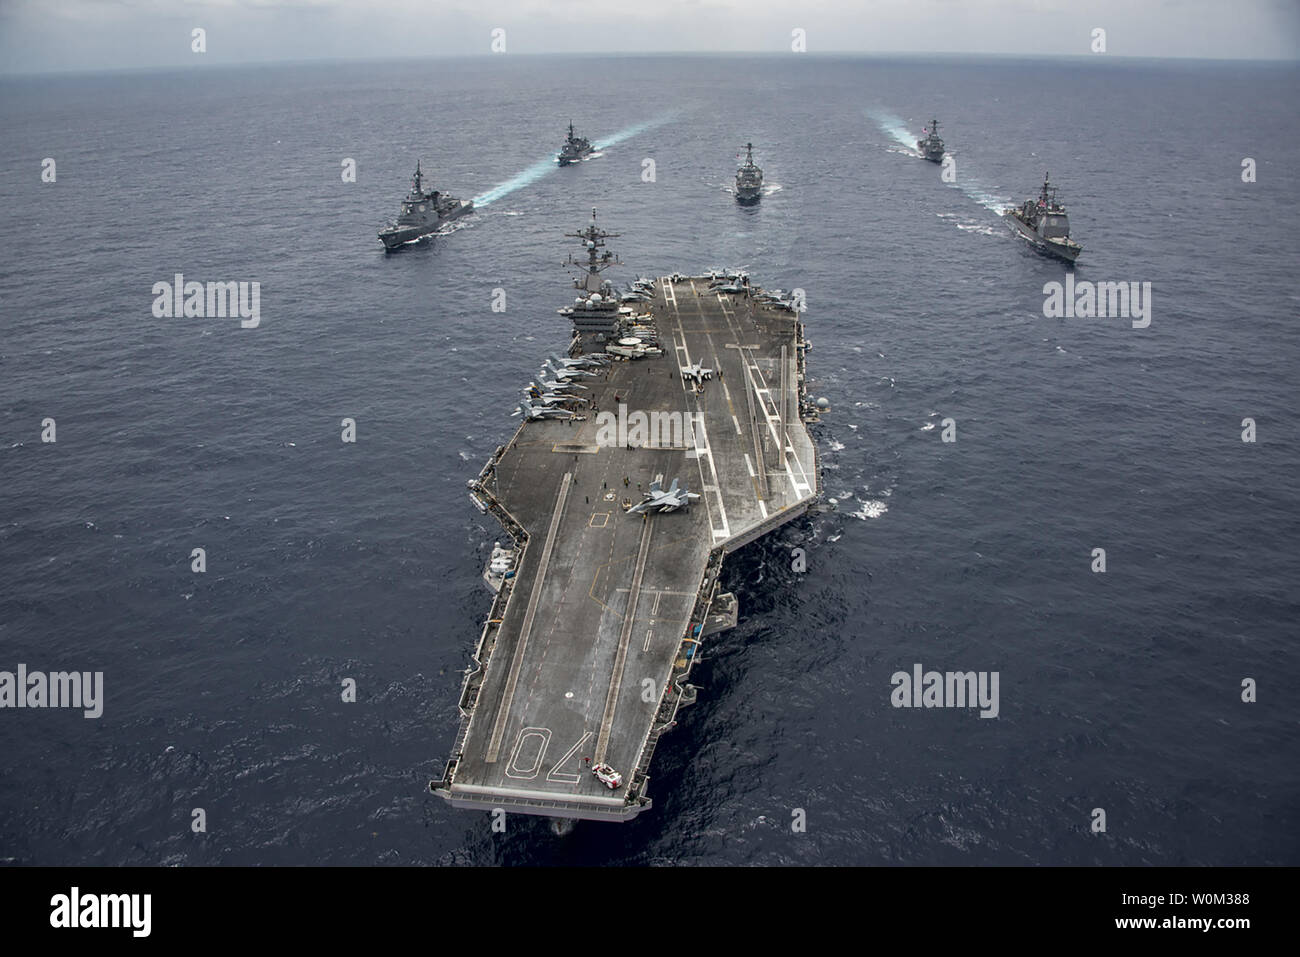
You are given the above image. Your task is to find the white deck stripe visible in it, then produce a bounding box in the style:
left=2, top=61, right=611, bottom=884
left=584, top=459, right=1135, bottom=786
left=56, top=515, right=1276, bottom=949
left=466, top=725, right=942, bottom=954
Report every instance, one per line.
left=485, top=472, right=573, bottom=763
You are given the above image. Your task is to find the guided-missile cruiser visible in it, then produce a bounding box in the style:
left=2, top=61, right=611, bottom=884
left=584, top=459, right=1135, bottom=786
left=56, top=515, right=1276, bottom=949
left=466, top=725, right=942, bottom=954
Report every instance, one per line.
left=377, top=161, right=473, bottom=252
left=433, top=209, right=823, bottom=822
left=1003, top=172, right=1083, bottom=263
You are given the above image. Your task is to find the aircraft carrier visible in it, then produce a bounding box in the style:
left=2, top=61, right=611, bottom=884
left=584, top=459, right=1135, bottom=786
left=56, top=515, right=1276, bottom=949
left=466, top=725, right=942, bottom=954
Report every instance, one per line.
left=432, top=211, right=821, bottom=822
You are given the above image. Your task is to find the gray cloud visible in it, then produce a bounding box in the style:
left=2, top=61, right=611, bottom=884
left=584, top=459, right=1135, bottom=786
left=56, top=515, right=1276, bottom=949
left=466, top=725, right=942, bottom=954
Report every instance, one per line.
left=0, top=0, right=1296, bottom=74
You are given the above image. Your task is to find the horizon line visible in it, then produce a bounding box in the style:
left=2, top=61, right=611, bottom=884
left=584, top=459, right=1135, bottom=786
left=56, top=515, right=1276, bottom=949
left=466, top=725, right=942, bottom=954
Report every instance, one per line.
left=4, top=48, right=1297, bottom=80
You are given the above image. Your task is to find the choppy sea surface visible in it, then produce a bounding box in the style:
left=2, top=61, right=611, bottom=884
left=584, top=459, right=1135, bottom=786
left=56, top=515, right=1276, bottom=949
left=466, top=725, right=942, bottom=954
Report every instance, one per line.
left=1, top=54, right=1297, bottom=865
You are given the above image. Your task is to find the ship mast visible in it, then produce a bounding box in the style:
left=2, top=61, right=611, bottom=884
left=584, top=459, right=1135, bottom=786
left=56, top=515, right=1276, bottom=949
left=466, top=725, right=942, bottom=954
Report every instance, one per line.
left=412, top=160, right=423, bottom=195
left=565, top=207, right=620, bottom=294
left=1039, top=172, right=1055, bottom=209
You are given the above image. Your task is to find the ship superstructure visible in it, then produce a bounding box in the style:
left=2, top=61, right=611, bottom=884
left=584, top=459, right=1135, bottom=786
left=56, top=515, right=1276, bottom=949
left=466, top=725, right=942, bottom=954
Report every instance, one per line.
left=558, top=122, right=594, bottom=166
left=1004, top=172, right=1082, bottom=263
left=735, top=142, right=764, bottom=204
left=378, top=161, right=473, bottom=251
left=916, top=119, right=945, bottom=163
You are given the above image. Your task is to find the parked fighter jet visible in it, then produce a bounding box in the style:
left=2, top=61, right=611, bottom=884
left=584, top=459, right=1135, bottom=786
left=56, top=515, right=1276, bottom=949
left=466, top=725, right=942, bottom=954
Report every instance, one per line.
left=756, top=288, right=802, bottom=311
left=542, top=359, right=598, bottom=380
left=534, top=375, right=588, bottom=393
left=712, top=279, right=749, bottom=294
left=514, top=399, right=576, bottom=421
left=525, top=385, right=581, bottom=406
left=549, top=352, right=609, bottom=369
left=526, top=379, right=588, bottom=401
left=680, top=362, right=715, bottom=385
left=709, top=270, right=747, bottom=287
left=626, top=477, right=700, bottom=514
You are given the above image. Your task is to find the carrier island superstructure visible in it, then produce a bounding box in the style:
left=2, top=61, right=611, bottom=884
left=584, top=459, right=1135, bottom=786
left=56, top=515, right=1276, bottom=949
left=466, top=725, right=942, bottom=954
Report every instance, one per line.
left=432, top=210, right=821, bottom=822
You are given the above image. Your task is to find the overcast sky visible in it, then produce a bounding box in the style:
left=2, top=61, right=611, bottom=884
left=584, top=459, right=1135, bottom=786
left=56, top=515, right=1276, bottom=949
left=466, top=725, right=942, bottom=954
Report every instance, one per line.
left=1, top=0, right=1297, bottom=75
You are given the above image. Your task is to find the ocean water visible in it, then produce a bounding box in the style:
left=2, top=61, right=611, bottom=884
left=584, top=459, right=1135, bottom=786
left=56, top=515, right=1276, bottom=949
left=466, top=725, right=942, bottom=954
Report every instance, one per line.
left=1, top=54, right=1297, bottom=866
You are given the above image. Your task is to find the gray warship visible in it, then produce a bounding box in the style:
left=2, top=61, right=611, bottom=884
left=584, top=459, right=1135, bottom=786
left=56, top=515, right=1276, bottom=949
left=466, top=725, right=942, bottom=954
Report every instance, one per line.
left=734, top=142, right=764, bottom=204
left=1003, top=172, right=1082, bottom=263
left=432, top=210, right=822, bottom=821
left=378, top=161, right=473, bottom=252
left=558, top=122, right=594, bottom=166
left=916, top=119, right=945, bottom=163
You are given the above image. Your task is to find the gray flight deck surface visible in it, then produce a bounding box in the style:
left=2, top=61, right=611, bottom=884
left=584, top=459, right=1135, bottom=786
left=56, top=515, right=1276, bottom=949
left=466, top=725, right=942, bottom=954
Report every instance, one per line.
left=434, top=276, right=819, bottom=821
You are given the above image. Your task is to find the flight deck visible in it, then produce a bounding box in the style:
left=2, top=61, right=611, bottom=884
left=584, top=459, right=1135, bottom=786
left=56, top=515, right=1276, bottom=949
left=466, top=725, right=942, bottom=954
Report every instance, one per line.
left=433, top=270, right=819, bottom=821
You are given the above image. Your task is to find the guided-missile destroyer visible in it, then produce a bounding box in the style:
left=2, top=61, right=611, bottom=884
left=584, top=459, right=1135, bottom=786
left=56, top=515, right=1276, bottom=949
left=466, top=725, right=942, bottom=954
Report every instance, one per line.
left=433, top=210, right=822, bottom=822
left=735, top=142, right=764, bottom=204
left=558, top=122, right=594, bottom=166
left=916, top=119, right=945, bottom=163
left=1003, top=172, right=1082, bottom=263
left=378, top=161, right=473, bottom=252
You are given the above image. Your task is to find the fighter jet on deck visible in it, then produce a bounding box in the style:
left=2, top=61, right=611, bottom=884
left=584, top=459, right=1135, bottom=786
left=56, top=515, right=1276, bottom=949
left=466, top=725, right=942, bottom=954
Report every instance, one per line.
left=756, top=289, right=801, bottom=312
left=514, top=399, right=577, bottom=421
left=680, top=362, right=715, bottom=386
left=626, top=478, right=700, bottom=514
left=525, top=387, right=581, bottom=406
left=549, top=352, right=610, bottom=370
left=621, top=286, right=653, bottom=303
left=542, top=359, right=598, bottom=380
left=534, top=375, right=588, bottom=393
left=706, top=267, right=745, bottom=282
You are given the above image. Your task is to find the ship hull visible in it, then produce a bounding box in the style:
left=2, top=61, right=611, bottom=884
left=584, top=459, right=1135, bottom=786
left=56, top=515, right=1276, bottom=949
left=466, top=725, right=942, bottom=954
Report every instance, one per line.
left=378, top=201, right=474, bottom=252
left=558, top=149, right=593, bottom=166
left=1003, top=214, right=1082, bottom=263
left=916, top=140, right=944, bottom=163
left=735, top=187, right=761, bottom=205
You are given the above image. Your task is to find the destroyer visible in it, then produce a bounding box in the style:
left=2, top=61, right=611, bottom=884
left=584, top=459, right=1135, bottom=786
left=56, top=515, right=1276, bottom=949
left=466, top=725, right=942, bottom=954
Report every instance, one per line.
left=916, top=119, right=945, bottom=163
left=1004, top=172, right=1082, bottom=263
left=558, top=122, right=594, bottom=166
left=433, top=211, right=822, bottom=821
left=734, top=142, right=764, bottom=204
left=377, top=161, right=473, bottom=252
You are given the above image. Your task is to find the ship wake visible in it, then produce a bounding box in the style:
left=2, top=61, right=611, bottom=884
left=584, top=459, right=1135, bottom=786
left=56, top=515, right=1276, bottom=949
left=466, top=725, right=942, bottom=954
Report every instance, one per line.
left=868, top=110, right=921, bottom=155
left=591, top=111, right=676, bottom=152
left=471, top=154, right=555, bottom=207
left=948, top=178, right=1014, bottom=216
left=870, top=108, right=1013, bottom=217
left=473, top=113, right=676, bottom=207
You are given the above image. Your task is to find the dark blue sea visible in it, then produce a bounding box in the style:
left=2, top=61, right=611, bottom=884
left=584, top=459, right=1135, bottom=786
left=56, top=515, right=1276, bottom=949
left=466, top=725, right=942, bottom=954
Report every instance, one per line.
left=1, top=54, right=1297, bottom=866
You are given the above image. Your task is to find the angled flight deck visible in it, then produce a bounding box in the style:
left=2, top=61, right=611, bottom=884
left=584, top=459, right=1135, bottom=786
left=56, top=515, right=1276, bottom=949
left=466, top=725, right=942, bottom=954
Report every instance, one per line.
left=434, top=217, right=820, bottom=821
